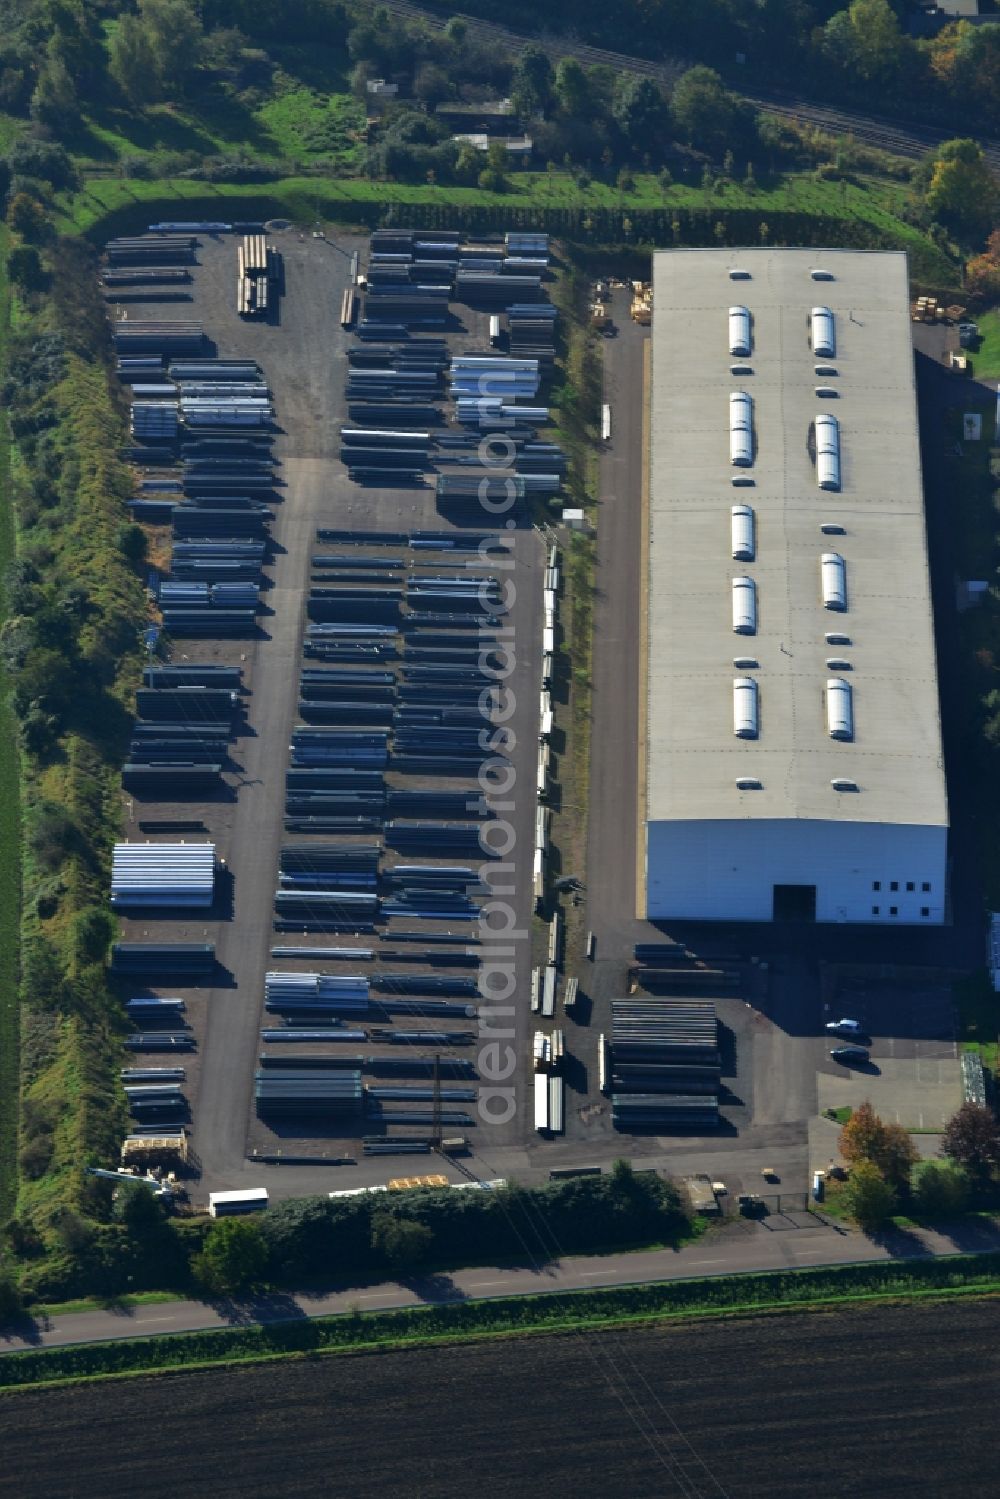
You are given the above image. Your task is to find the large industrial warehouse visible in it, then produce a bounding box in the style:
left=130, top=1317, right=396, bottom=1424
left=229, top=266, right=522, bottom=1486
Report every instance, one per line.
left=643, top=247, right=948, bottom=924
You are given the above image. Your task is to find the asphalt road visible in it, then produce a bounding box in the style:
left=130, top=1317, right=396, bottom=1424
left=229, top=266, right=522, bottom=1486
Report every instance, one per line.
left=6, top=1213, right=1000, bottom=1353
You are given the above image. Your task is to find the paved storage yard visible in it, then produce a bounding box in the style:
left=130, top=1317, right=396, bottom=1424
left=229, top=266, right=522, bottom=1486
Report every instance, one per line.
left=111, top=229, right=545, bottom=1195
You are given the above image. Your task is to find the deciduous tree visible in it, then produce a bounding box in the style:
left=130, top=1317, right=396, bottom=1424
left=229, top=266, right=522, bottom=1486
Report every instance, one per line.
left=192, top=1218, right=269, bottom=1294
left=923, top=139, right=999, bottom=242
left=911, top=1159, right=969, bottom=1218
left=839, top=1100, right=918, bottom=1189
left=109, top=14, right=159, bottom=105
left=371, top=1214, right=433, bottom=1267
left=842, top=1158, right=896, bottom=1229
left=942, top=1101, right=1000, bottom=1185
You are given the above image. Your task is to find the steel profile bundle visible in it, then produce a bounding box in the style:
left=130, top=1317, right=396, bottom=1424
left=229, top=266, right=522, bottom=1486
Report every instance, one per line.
left=261, top=1029, right=368, bottom=1043
left=505, top=232, right=549, bottom=254
left=172, top=508, right=269, bottom=537
left=121, top=1067, right=186, bottom=1082
left=289, top=729, right=389, bottom=768
left=272, top=890, right=380, bottom=924
left=386, top=790, right=484, bottom=818
left=280, top=845, right=380, bottom=875
left=371, top=977, right=479, bottom=1000
left=611, top=1094, right=719, bottom=1128
left=366, top=1056, right=476, bottom=1078
left=385, top=824, right=490, bottom=856
left=410, top=531, right=504, bottom=553
left=264, top=972, right=371, bottom=1014
left=104, top=267, right=191, bottom=287
left=144, top=665, right=242, bottom=689
left=123, top=763, right=223, bottom=792
left=114, top=321, right=204, bottom=353
left=455, top=273, right=541, bottom=302
left=125, top=1032, right=195, bottom=1051
left=131, top=403, right=180, bottom=441
left=371, top=1029, right=475, bottom=1045
left=160, top=610, right=257, bottom=636
left=106, top=238, right=195, bottom=265
left=610, top=1063, right=721, bottom=1095
left=610, top=999, right=719, bottom=1064
left=128, top=738, right=227, bottom=760
left=124, top=996, right=185, bottom=1017
left=112, top=942, right=215, bottom=976
left=170, top=362, right=261, bottom=382
left=254, top=1068, right=364, bottom=1118
left=258, top=1054, right=367, bottom=1070
left=111, top=843, right=215, bottom=909
left=135, top=688, right=238, bottom=724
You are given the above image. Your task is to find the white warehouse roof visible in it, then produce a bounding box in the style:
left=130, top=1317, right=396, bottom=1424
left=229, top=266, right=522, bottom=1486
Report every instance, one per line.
left=646, top=247, right=947, bottom=831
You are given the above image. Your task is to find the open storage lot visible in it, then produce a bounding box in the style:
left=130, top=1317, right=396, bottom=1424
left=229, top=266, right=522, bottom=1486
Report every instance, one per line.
left=109, top=229, right=546, bottom=1194
left=4, top=1298, right=999, bottom=1497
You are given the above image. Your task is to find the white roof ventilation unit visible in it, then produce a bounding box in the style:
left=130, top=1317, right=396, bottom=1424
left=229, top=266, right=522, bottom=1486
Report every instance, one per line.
left=821, top=552, right=847, bottom=611
left=733, top=677, right=759, bottom=739
left=729, top=305, right=751, bottom=358
left=735, top=777, right=762, bottom=790
left=810, top=268, right=834, bottom=281
left=825, top=631, right=851, bottom=646
left=729, top=267, right=750, bottom=280
left=831, top=777, right=858, bottom=792
left=730, top=390, right=753, bottom=467
left=811, top=306, right=836, bottom=358
left=731, top=503, right=755, bottom=561
left=815, top=412, right=841, bottom=490
left=732, top=656, right=758, bottom=670
left=732, top=575, right=757, bottom=634
left=826, top=678, right=854, bottom=740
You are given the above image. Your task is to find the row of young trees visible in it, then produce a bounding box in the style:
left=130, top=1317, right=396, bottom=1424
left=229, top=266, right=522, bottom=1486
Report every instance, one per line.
left=1, top=1163, right=691, bottom=1305
left=838, top=1100, right=1000, bottom=1229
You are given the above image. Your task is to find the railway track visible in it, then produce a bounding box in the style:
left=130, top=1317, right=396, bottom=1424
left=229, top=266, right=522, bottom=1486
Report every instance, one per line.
left=380, top=0, right=1000, bottom=172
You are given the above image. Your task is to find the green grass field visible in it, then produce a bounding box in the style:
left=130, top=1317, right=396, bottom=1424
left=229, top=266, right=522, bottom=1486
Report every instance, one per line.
left=256, top=89, right=365, bottom=167
left=971, top=308, right=1000, bottom=381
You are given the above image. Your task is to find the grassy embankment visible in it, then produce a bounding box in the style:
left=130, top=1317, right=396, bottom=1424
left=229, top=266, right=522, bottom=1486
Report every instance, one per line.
left=3, top=241, right=146, bottom=1286
left=1, top=1252, right=998, bottom=1392
left=0, top=228, right=22, bottom=1229
left=52, top=171, right=955, bottom=284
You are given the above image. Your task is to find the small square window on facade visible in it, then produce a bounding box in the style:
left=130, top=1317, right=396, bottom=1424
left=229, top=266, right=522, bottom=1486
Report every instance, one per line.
left=921, top=907, right=930, bottom=918
left=906, top=882, right=915, bottom=892
left=922, top=882, right=930, bottom=892
left=890, top=906, right=898, bottom=916
left=872, top=905, right=880, bottom=916
left=890, top=881, right=899, bottom=892
left=872, top=881, right=881, bottom=892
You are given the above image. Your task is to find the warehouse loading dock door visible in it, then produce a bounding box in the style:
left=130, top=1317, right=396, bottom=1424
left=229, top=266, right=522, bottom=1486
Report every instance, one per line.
left=772, top=884, right=816, bottom=922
